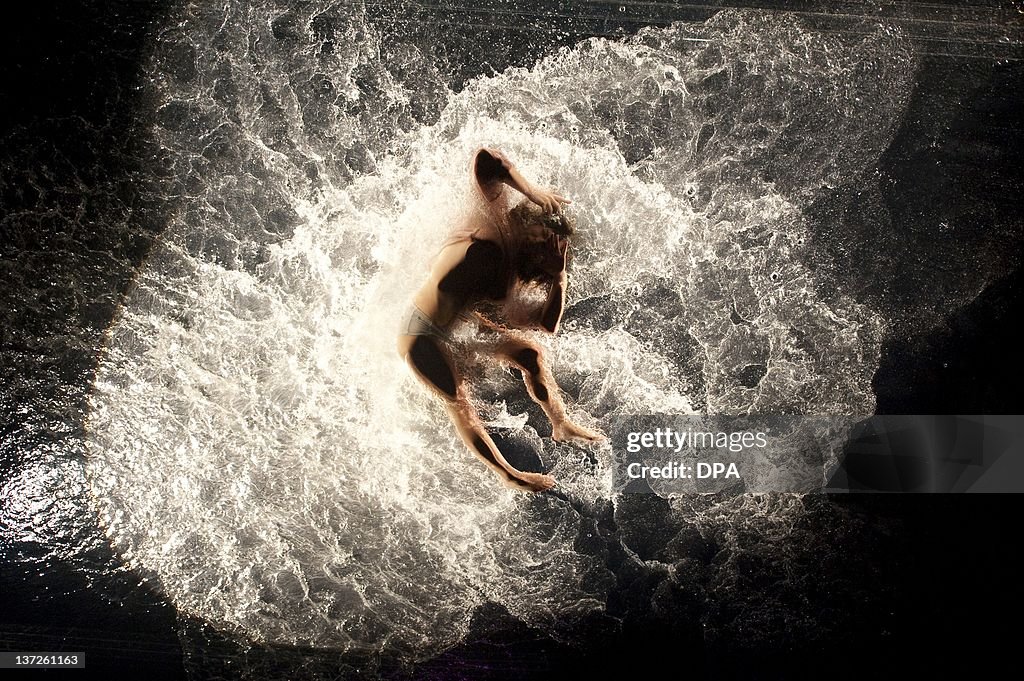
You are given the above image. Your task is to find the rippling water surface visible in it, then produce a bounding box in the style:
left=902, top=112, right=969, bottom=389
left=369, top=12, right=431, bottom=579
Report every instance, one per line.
left=83, top=2, right=915, bottom=655
left=2, top=0, right=1021, bottom=677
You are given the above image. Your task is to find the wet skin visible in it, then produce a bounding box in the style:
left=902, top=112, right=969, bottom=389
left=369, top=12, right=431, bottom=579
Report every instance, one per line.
left=397, top=148, right=603, bottom=493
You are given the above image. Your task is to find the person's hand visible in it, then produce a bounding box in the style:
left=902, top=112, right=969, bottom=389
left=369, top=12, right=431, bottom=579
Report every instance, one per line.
left=527, top=185, right=571, bottom=214
left=540, top=233, right=569, bottom=276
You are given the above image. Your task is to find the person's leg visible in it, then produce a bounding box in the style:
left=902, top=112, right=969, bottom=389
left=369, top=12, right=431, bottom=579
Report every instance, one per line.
left=496, top=336, right=603, bottom=442
left=401, top=334, right=554, bottom=492
left=445, top=398, right=555, bottom=492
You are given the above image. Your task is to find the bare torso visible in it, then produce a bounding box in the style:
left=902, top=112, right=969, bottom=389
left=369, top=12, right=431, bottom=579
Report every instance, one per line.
left=410, top=223, right=507, bottom=330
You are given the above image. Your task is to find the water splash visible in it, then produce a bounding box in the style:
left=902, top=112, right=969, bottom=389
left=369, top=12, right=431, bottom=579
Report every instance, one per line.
left=85, top=3, right=915, bottom=657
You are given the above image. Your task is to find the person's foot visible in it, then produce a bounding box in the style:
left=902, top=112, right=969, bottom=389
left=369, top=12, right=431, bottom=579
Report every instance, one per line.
left=552, top=420, right=605, bottom=443
left=502, top=470, right=556, bottom=493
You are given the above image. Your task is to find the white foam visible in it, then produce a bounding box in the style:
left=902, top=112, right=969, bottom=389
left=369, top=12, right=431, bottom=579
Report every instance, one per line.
left=86, top=5, right=913, bottom=655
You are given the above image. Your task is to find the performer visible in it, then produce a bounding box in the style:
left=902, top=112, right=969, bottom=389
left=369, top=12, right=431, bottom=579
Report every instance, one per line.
left=397, top=147, right=602, bottom=492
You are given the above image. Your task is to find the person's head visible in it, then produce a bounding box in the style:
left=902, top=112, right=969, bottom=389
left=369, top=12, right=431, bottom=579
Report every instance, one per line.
left=507, top=200, right=576, bottom=283
left=510, top=200, right=575, bottom=241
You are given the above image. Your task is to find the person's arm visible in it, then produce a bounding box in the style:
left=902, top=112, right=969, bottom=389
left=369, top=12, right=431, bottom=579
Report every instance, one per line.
left=475, top=147, right=570, bottom=213
left=538, top=235, right=569, bottom=333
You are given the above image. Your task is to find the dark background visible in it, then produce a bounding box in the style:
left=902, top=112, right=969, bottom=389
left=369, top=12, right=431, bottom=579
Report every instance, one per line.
left=1, top=1, right=1020, bottom=678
